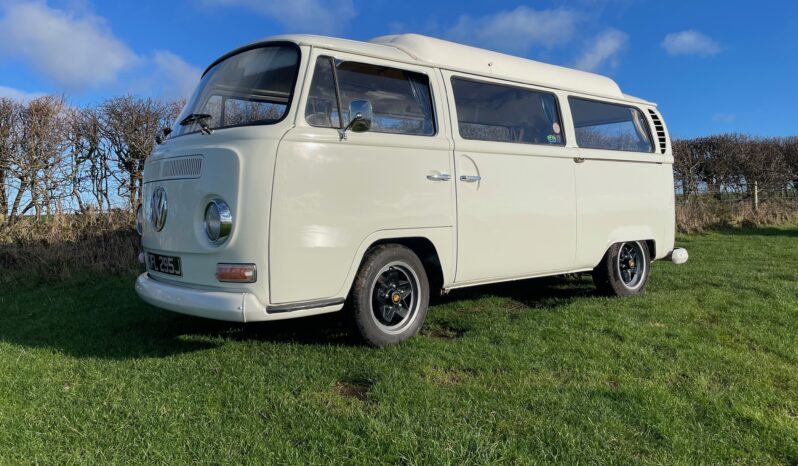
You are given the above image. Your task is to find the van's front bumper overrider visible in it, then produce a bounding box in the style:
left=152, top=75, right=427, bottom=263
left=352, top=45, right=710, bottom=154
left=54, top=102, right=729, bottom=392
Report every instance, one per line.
left=135, top=273, right=344, bottom=322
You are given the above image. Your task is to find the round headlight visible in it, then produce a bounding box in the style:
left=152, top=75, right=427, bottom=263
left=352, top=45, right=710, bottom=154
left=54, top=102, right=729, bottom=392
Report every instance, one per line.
left=135, top=204, right=144, bottom=236
left=204, top=199, right=232, bottom=244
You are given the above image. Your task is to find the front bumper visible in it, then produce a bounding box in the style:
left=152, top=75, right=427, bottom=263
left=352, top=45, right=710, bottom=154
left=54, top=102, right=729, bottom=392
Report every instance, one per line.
left=135, top=273, right=266, bottom=322
left=135, top=273, right=344, bottom=322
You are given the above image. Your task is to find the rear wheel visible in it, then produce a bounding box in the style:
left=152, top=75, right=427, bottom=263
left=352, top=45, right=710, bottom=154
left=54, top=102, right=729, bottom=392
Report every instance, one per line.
left=349, top=245, right=430, bottom=347
left=592, top=241, right=650, bottom=296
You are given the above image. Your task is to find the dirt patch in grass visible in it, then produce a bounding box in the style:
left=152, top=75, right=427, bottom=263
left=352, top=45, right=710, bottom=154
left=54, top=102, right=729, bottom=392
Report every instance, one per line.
left=422, top=322, right=467, bottom=340
left=423, top=367, right=476, bottom=385
left=335, top=368, right=376, bottom=401
left=334, top=381, right=372, bottom=401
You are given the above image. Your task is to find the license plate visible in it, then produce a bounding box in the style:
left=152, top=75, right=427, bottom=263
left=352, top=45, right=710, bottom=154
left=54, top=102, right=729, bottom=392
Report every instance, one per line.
left=146, top=252, right=182, bottom=276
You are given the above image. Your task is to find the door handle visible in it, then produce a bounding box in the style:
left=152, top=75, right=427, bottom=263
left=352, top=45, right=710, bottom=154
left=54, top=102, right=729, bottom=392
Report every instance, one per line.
left=459, top=175, right=481, bottom=182
left=426, top=173, right=451, bottom=181
left=574, top=157, right=585, bottom=163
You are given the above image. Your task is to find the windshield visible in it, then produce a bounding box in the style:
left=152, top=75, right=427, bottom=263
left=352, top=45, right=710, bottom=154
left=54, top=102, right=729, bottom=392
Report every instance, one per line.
left=172, top=44, right=300, bottom=137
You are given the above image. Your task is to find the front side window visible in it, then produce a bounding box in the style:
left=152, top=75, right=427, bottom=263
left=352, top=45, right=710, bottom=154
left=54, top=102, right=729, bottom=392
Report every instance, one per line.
left=304, top=57, right=436, bottom=136
left=451, top=78, right=564, bottom=146
left=569, top=97, right=653, bottom=153
left=172, top=44, right=300, bottom=137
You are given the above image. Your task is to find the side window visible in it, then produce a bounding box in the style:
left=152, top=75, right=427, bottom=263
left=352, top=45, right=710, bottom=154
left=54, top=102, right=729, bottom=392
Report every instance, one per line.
left=304, top=56, right=436, bottom=136
left=451, top=78, right=564, bottom=145
left=305, top=57, right=341, bottom=128
left=568, top=97, right=653, bottom=153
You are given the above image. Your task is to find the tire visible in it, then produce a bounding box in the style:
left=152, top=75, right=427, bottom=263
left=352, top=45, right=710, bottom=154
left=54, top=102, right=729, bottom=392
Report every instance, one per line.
left=349, top=244, right=430, bottom=347
left=592, top=241, right=651, bottom=297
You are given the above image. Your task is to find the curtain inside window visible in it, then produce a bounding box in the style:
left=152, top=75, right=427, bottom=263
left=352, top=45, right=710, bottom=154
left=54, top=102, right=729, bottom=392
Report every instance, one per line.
left=407, top=74, right=434, bottom=135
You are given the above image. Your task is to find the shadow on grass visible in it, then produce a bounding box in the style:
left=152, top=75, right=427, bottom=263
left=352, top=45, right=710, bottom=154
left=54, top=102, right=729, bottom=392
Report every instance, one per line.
left=713, top=226, right=798, bottom=238
left=436, top=274, right=596, bottom=309
left=0, top=273, right=594, bottom=360
left=0, top=278, right=361, bottom=360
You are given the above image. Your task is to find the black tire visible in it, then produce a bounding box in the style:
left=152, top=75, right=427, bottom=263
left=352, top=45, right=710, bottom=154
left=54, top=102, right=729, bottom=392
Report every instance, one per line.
left=349, top=244, right=430, bottom=347
left=592, top=241, right=651, bottom=297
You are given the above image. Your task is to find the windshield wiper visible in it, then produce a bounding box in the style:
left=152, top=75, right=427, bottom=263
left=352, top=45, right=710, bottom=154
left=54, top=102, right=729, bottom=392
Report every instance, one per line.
left=179, top=113, right=214, bottom=134
left=179, top=113, right=212, bottom=126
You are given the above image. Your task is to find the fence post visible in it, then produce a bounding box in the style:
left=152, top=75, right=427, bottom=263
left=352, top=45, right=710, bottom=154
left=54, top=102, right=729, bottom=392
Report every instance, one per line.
left=754, top=181, right=759, bottom=211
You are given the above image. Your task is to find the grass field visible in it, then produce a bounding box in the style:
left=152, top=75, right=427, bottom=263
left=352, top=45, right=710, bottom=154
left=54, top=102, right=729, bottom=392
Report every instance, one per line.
left=1, top=228, right=797, bottom=464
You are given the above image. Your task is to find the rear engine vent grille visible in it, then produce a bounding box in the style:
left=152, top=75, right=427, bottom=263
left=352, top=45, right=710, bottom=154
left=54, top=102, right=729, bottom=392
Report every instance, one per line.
left=161, top=155, right=203, bottom=180
left=648, top=109, right=667, bottom=154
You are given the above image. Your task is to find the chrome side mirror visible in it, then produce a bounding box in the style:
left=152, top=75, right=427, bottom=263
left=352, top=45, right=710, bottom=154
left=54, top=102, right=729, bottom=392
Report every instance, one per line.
left=339, top=99, right=372, bottom=140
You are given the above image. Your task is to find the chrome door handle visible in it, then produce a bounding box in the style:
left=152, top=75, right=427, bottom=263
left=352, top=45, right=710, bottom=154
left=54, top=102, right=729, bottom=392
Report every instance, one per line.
left=426, top=173, right=451, bottom=181
left=459, top=175, right=481, bottom=182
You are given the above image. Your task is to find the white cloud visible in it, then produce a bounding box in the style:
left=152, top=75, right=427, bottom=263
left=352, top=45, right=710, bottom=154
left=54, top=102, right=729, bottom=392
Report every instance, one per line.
left=445, top=7, right=579, bottom=54
left=661, top=30, right=721, bottom=56
left=0, top=85, right=46, bottom=102
left=126, top=51, right=202, bottom=101
left=0, top=1, right=140, bottom=90
left=574, top=29, right=628, bottom=72
left=151, top=51, right=202, bottom=100
left=200, top=0, right=355, bottom=34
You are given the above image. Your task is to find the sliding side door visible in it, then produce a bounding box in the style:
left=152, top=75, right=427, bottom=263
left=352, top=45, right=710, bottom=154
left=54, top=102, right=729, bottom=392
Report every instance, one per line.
left=443, top=72, right=578, bottom=285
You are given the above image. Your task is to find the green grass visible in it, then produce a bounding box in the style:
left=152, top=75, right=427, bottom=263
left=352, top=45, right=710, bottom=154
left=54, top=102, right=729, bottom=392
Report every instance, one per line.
left=2, top=228, right=798, bottom=464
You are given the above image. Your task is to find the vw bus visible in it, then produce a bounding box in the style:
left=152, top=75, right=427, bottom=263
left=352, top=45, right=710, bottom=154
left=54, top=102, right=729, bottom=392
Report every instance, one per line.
left=135, top=34, right=688, bottom=346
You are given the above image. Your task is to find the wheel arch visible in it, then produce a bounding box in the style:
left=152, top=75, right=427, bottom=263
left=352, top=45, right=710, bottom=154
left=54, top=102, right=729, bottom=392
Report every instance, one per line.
left=589, top=224, right=660, bottom=268
left=338, top=228, right=454, bottom=298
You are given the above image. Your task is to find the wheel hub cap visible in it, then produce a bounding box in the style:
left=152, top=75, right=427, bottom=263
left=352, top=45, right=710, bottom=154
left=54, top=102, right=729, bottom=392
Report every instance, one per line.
left=617, top=242, right=645, bottom=289
left=370, top=263, right=419, bottom=332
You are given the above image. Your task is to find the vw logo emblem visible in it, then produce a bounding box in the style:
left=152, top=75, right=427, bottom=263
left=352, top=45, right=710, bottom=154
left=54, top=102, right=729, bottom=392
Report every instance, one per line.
left=150, top=186, right=168, bottom=232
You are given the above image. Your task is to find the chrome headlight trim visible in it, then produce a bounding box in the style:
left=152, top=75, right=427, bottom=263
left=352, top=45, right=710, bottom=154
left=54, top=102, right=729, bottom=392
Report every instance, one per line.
left=204, top=199, right=232, bottom=244
left=135, top=204, right=144, bottom=236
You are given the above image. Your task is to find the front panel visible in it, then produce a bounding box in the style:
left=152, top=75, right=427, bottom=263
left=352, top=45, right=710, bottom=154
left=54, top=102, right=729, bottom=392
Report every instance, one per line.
left=268, top=49, right=456, bottom=304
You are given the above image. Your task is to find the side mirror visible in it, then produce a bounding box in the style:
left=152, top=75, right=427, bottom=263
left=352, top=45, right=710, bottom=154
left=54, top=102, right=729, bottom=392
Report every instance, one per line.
left=155, top=127, right=172, bottom=145
left=339, top=99, right=372, bottom=140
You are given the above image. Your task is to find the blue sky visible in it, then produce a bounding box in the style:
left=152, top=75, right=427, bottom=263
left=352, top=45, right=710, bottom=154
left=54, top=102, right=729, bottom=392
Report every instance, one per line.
left=0, top=0, right=796, bottom=138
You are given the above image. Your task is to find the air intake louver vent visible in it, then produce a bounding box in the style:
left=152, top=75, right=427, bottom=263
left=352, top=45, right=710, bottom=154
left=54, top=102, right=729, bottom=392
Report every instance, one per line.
left=143, top=160, right=161, bottom=181
left=143, top=155, right=204, bottom=182
left=648, top=109, right=667, bottom=154
left=161, top=156, right=203, bottom=179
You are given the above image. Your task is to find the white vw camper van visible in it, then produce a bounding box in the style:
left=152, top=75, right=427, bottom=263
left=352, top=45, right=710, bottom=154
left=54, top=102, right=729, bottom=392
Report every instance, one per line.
left=135, top=34, right=687, bottom=346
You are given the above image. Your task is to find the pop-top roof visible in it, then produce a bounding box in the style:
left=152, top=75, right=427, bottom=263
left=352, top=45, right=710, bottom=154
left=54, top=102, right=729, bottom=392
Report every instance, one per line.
left=217, top=33, right=650, bottom=104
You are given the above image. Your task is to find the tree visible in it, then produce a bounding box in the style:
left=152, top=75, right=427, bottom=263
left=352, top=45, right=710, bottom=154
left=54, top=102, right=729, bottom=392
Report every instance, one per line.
left=100, top=96, right=179, bottom=209
left=66, top=106, right=112, bottom=212
left=0, top=98, right=21, bottom=223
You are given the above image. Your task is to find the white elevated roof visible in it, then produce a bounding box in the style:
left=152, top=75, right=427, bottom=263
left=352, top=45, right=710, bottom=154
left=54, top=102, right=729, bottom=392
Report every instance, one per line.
left=243, top=33, right=647, bottom=103
left=370, top=34, right=624, bottom=99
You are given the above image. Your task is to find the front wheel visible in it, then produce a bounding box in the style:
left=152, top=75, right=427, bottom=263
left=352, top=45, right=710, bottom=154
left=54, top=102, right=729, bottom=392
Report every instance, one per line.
left=349, top=245, right=430, bottom=347
left=592, top=241, right=651, bottom=297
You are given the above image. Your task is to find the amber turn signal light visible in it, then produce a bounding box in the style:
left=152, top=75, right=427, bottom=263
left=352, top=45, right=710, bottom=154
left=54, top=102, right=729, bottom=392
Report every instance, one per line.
left=216, top=263, right=257, bottom=283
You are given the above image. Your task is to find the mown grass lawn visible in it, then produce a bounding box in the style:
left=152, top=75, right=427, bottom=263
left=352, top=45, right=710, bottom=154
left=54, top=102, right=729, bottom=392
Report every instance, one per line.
left=1, top=228, right=797, bottom=464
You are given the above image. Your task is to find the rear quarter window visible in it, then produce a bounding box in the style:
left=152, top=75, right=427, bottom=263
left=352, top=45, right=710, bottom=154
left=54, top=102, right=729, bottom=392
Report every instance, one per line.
left=568, top=97, right=653, bottom=153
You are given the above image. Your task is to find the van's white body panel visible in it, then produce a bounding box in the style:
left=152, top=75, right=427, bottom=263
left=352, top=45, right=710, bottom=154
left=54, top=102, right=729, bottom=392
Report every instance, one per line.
left=135, top=34, right=676, bottom=322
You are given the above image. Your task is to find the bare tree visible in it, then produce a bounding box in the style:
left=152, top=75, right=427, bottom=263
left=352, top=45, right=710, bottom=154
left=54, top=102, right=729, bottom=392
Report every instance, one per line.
left=100, top=96, right=181, bottom=209
left=11, top=96, right=69, bottom=220
left=0, top=98, right=21, bottom=223
left=66, top=106, right=113, bottom=212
